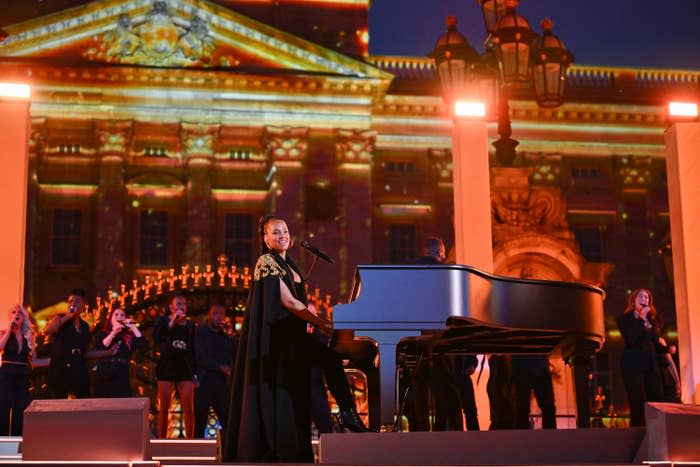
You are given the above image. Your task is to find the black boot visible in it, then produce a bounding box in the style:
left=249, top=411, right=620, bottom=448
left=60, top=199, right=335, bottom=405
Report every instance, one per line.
left=339, top=407, right=371, bottom=432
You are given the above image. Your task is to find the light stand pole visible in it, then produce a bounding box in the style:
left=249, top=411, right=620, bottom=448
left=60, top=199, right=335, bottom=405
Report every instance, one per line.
left=664, top=102, right=700, bottom=404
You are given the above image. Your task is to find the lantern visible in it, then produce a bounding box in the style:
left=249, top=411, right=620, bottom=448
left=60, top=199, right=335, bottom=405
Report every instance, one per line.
left=491, top=0, right=537, bottom=87
left=428, top=16, right=479, bottom=103
left=531, top=19, right=575, bottom=108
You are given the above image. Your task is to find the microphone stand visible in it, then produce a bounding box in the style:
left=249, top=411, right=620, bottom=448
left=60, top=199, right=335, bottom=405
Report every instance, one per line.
left=306, top=255, right=319, bottom=280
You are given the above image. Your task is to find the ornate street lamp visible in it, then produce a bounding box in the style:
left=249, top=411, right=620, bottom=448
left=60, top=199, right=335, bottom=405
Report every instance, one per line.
left=432, top=1, right=574, bottom=166
left=491, top=0, right=538, bottom=87
left=428, top=16, right=479, bottom=103
left=477, top=0, right=509, bottom=35
left=531, top=19, right=575, bottom=108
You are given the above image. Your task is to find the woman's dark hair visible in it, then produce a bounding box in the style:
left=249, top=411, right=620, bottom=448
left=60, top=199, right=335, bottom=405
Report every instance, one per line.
left=258, top=215, right=277, bottom=254
left=168, top=291, right=186, bottom=304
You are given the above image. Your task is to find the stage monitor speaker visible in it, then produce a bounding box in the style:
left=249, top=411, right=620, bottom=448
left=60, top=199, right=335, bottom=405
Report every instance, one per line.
left=22, top=397, right=150, bottom=461
left=645, top=402, right=700, bottom=462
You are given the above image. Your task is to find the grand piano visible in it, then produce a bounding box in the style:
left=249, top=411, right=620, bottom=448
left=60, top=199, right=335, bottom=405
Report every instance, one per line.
left=332, top=264, right=606, bottom=430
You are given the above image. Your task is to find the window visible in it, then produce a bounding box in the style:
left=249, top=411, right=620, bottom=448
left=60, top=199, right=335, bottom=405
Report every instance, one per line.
left=573, top=226, right=604, bottom=262
left=388, top=224, right=416, bottom=264
left=384, top=160, right=415, bottom=174
left=225, top=214, right=254, bottom=267
left=570, top=166, right=601, bottom=179
left=51, top=209, right=82, bottom=265
left=140, top=210, right=169, bottom=266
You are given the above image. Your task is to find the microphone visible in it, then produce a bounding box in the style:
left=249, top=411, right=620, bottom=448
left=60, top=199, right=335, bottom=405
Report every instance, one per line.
left=300, top=240, right=335, bottom=264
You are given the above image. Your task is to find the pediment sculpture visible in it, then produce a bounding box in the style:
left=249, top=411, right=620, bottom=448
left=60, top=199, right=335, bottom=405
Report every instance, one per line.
left=83, top=1, right=238, bottom=67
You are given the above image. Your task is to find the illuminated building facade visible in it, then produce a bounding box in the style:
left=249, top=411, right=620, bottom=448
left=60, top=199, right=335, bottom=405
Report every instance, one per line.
left=1, top=0, right=699, bottom=421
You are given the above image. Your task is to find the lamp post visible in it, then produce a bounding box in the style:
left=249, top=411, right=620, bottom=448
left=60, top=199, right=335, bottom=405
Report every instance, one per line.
left=664, top=101, right=700, bottom=404
left=428, top=0, right=581, bottom=428
left=0, top=82, right=31, bottom=322
left=429, top=17, right=493, bottom=272
left=428, top=1, right=575, bottom=266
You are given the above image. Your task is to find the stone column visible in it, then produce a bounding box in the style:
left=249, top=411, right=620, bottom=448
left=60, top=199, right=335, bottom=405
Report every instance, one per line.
left=93, top=120, right=132, bottom=296
left=335, top=129, right=375, bottom=298
left=452, top=117, right=493, bottom=272
left=181, top=123, right=218, bottom=266
left=264, top=126, right=309, bottom=256
left=665, top=122, right=700, bottom=404
left=0, top=85, right=31, bottom=321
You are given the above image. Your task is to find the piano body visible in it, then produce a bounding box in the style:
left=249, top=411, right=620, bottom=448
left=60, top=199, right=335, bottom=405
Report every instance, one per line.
left=332, top=264, right=606, bottom=430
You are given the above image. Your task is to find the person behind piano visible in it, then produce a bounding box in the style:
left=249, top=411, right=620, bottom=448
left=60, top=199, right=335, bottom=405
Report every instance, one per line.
left=223, top=215, right=369, bottom=463
left=410, top=236, right=479, bottom=431
left=415, top=236, right=446, bottom=265
left=510, top=354, right=557, bottom=429
left=617, top=288, right=664, bottom=427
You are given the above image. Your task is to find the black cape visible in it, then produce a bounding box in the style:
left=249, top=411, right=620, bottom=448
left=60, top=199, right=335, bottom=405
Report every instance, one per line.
left=223, top=251, right=313, bottom=462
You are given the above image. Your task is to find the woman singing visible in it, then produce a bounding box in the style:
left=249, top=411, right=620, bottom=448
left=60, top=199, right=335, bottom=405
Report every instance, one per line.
left=617, top=288, right=664, bottom=426
left=91, top=307, right=147, bottom=397
left=154, top=293, right=196, bottom=438
left=223, top=215, right=368, bottom=463
left=0, top=305, right=36, bottom=435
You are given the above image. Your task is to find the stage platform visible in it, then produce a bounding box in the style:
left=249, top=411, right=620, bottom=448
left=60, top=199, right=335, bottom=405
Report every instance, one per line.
left=0, top=428, right=660, bottom=466
left=1, top=401, right=699, bottom=467
left=0, top=437, right=218, bottom=465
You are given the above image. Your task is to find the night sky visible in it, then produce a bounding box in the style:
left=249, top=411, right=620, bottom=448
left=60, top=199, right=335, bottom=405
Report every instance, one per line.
left=368, top=0, right=700, bottom=70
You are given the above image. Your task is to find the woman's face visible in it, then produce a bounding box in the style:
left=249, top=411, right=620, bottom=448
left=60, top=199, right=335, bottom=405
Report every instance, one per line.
left=634, top=290, right=650, bottom=310
left=8, top=305, right=24, bottom=327
left=111, top=308, right=126, bottom=327
left=264, top=219, right=290, bottom=253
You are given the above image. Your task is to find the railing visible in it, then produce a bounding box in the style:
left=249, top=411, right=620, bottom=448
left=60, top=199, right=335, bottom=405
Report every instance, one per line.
left=368, top=55, right=700, bottom=91
left=368, top=55, right=436, bottom=81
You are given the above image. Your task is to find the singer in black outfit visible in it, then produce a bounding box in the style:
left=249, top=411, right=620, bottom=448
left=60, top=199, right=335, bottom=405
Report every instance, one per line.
left=617, top=288, right=664, bottom=427
left=223, top=215, right=368, bottom=463
left=45, top=289, right=92, bottom=399
left=154, top=293, right=196, bottom=438
left=0, top=305, right=35, bottom=435
left=91, top=307, right=147, bottom=397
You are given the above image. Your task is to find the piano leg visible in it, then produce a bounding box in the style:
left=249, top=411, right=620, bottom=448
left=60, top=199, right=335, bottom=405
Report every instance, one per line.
left=570, top=353, right=594, bottom=428
left=378, top=342, right=398, bottom=428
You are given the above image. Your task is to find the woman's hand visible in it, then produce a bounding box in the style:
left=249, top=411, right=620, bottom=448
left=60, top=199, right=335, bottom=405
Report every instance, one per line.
left=169, top=309, right=185, bottom=327
left=316, top=318, right=334, bottom=338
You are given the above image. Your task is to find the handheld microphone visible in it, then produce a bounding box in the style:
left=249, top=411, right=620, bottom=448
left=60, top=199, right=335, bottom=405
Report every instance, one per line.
left=300, top=240, right=335, bottom=264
